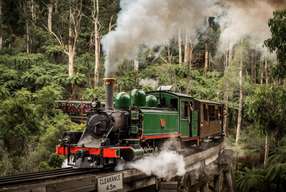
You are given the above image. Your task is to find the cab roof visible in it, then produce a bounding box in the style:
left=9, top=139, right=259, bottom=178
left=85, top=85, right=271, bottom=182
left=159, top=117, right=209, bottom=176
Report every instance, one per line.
left=147, top=90, right=223, bottom=105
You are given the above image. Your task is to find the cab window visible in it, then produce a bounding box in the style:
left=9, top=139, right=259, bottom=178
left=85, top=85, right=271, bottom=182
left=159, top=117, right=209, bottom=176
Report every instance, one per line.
left=181, top=101, right=189, bottom=119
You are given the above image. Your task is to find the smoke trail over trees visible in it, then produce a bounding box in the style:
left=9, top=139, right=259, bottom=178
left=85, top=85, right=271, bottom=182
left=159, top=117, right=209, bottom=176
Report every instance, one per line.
left=101, top=0, right=216, bottom=76
left=102, top=0, right=286, bottom=76
left=218, top=0, right=286, bottom=51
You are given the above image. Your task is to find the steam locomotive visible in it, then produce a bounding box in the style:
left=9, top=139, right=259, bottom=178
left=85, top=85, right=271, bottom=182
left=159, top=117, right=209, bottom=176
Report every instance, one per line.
left=56, top=78, right=224, bottom=168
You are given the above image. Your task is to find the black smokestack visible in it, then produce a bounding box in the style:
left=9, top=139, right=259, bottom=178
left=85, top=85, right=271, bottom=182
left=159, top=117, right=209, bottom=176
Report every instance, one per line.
left=103, top=78, right=115, bottom=110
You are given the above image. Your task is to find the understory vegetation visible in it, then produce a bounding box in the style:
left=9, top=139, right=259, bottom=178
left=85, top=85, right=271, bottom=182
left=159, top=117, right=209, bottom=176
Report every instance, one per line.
left=0, top=1, right=286, bottom=191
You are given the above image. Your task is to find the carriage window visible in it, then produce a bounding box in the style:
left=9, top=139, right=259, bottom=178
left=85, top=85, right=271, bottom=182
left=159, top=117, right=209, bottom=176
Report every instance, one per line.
left=209, top=105, right=216, bottom=121
left=170, top=99, right=178, bottom=110
left=181, top=101, right=189, bottom=119
left=203, top=104, right=208, bottom=121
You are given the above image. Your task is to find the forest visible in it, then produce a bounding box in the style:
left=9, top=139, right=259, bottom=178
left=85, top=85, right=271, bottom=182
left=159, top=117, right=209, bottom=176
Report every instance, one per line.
left=0, top=0, right=286, bottom=191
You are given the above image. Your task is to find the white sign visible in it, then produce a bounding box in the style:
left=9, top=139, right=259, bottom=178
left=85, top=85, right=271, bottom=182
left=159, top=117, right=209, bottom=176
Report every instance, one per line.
left=97, top=173, right=123, bottom=192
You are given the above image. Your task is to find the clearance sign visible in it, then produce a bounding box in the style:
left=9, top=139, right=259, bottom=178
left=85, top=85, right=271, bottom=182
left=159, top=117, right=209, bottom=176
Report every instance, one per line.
left=97, top=173, right=123, bottom=192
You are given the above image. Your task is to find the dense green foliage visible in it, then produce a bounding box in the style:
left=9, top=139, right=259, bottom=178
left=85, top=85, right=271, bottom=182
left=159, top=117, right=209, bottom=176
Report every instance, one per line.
left=246, top=85, right=286, bottom=139
left=0, top=1, right=286, bottom=192
left=265, top=10, right=286, bottom=79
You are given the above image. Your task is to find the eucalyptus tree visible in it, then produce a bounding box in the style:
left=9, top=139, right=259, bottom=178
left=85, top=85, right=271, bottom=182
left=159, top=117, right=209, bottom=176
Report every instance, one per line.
left=47, top=0, right=83, bottom=77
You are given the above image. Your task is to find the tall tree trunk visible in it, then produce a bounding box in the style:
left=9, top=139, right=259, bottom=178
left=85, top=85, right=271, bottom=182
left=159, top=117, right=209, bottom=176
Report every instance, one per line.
left=26, top=20, right=30, bottom=53
left=54, top=0, right=58, bottom=14
left=204, top=43, right=209, bottom=75
left=31, top=0, right=35, bottom=20
left=223, top=51, right=230, bottom=136
left=184, top=33, right=189, bottom=64
left=263, top=63, right=270, bottom=166
left=223, top=93, right=229, bottom=136
left=251, top=51, right=256, bottom=83
left=47, top=0, right=81, bottom=78
left=0, top=0, right=2, bottom=50
left=189, top=43, right=193, bottom=69
left=167, top=45, right=172, bottom=64
left=260, top=59, right=264, bottom=84
left=68, top=50, right=75, bottom=77
left=47, top=0, right=53, bottom=32
left=25, top=0, right=35, bottom=53
left=265, top=59, right=269, bottom=85
left=93, top=0, right=100, bottom=86
left=68, top=7, right=74, bottom=77
left=235, top=48, right=243, bottom=145
left=178, top=30, right=182, bottom=65
left=187, top=44, right=193, bottom=94
left=264, top=133, right=269, bottom=167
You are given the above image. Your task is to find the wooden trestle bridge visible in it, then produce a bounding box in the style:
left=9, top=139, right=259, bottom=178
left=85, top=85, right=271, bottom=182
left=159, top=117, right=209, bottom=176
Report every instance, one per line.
left=0, top=143, right=234, bottom=192
left=0, top=101, right=234, bottom=192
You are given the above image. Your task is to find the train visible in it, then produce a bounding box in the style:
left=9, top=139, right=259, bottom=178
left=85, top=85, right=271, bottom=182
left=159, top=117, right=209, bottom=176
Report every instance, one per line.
left=56, top=78, right=224, bottom=168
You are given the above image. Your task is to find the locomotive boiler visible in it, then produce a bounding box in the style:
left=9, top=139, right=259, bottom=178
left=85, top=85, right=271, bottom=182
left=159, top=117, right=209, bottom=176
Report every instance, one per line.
left=56, top=78, right=224, bottom=168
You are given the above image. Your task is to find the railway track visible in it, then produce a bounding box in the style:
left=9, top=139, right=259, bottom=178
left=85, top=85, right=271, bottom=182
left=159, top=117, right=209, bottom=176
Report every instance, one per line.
left=0, top=167, right=106, bottom=187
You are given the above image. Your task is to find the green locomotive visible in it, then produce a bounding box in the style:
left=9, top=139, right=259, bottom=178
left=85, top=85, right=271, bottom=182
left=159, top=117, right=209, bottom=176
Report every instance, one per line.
left=56, top=79, right=224, bottom=168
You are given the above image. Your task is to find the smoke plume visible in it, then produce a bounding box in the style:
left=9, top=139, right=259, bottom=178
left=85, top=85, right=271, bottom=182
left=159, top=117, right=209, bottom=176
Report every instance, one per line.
left=218, top=0, right=286, bottom=51
left=102, top=0, right=286, bottom=75
left=102, top=0, right=216, bottom=77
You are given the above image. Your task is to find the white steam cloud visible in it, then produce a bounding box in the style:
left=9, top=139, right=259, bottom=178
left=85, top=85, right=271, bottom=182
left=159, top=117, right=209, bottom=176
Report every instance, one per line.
left=102, top=0, right=217, bottom=77
left=218, top=0, right=278, bottom=51
left=127, top=150, right=186, bottom=180
left=102, top=0, right=286, bottom=75
left=116, top=140, right=186, bottom=180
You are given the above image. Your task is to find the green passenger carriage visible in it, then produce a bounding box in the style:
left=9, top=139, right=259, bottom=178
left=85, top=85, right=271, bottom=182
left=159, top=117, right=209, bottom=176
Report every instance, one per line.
left=139, top=91, right=224, bottom=143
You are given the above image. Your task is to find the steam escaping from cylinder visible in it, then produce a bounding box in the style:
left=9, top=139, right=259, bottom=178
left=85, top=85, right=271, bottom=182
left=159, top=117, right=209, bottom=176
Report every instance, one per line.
left=116, top=140, right=186, bottom=180
left=102, top=0, right=217, bottom=77
left=127, top=150, right=185, bottom=180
